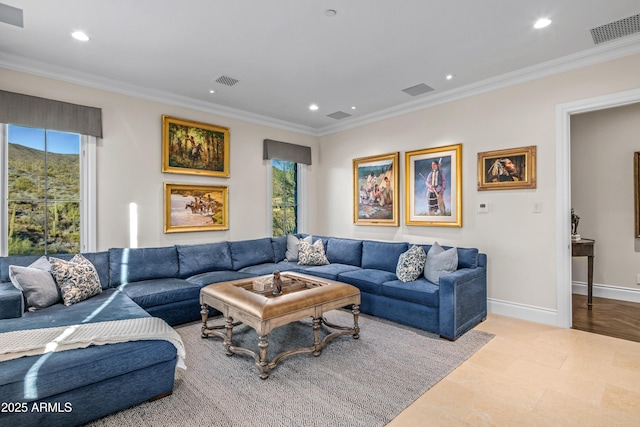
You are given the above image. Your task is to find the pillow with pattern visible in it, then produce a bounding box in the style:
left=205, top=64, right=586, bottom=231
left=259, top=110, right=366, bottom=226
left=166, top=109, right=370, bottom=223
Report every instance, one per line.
left=49, top=254, right=102, bottom=306
left=297, top=240, right=329, bottom=266
left=8, top=256, right=61, bottom=311
left=396, top=245, right=427, bottom=282
left=285, top=234, right=313, bottom=262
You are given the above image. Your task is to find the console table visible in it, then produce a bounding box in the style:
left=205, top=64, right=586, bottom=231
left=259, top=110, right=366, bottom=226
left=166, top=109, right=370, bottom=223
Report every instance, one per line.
left=572, top=238, right=595, bottom=309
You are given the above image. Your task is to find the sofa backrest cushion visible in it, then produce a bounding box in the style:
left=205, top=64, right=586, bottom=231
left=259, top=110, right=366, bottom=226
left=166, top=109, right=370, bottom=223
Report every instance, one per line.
left=80, top=251, right=111, bottom=290
left=271, top=236, right=287, bottom=263
left=362, top=241, right=408, bottom=273
left=229, top=238, right=275, bottom=270
left=1, top=255, right=43, bottom=283
left=326, top=238, right=363, bottom=267
left=109, top=246, right=179, bottom=286
left=176, top=242, right=233, bottom=278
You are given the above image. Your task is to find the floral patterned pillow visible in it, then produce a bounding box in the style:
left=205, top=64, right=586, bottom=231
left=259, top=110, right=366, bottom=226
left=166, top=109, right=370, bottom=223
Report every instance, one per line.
left=396, top=245, right=427, bottom=282
left=49, top=254, right=102, bottom=306
left=297, top=240, right=329, bottom=266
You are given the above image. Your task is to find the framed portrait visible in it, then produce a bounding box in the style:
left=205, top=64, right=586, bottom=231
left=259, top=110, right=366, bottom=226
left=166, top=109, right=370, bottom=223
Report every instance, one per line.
left=162, top=115, right=230, bottom=177
left=353, top=152, right=399, bottom=226
left=477, top=145, right=536, bottom=191
left=164, top=183, right=228, bottom=233
left=635, top=152, right=640, bottom=237
left=405, top=144, right=462, bottom=227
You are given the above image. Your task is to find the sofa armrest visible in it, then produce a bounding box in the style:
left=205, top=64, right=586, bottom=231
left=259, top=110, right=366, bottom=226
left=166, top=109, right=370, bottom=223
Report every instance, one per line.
left=0, top=282, right=23, bottom=319
left=438, top=266, right=487, bottom=340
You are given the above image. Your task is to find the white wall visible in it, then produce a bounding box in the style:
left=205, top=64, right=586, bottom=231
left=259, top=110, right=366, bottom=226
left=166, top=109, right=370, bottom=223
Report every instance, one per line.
left=316, top=53, right=640, bottom=321
left=571, top=102, right=640, bottom=290
left=0, top=67, right=319, bottom=250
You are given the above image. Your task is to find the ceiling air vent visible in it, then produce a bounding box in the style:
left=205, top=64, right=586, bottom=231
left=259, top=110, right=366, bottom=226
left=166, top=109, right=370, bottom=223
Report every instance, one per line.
left=590, top=14, right=640, bottom=44
left=0, top=2, right=23, bottom=27
left=213, top=75, right=239, bottom=87
left=402, top=83, right=434, bottom=97
left=327, top=111, right=352, bottom=120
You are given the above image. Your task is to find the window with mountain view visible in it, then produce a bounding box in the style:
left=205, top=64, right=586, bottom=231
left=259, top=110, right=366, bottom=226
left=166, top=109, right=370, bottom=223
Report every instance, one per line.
left=5, top=124, right=81, bottom=255
left=271, top=159, right=298, bottom=237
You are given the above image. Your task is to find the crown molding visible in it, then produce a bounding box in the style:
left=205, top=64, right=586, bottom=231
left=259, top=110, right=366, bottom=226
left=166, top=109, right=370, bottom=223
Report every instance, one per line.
left=316, top=33, right=640, bottom=137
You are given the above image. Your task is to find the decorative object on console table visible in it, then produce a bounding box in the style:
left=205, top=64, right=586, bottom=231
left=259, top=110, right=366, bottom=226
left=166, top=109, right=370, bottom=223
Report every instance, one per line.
left=352, top=152, right=399, bottom=226
left=572, top=238, right=595, bottom=310
left=162, top=115, right=230, bottom=177
left=405, top=144, right=462, bottom=227
left=477, top=145, right=536, bottom=191
left=164, top=183, right=228, bottom=233
left=571, top=208, right=581, bottom=241
left=634, top=151, right=640, bottom=237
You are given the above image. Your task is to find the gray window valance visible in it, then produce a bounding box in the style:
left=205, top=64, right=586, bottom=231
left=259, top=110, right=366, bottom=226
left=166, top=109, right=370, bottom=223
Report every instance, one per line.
left=263, top=139, right=312, bottom=165
left=0, top=90, right=103, bottom=137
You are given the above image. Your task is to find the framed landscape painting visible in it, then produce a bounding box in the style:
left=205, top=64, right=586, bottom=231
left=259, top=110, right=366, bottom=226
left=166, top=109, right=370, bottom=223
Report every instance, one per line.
left=162, top=115, right=230, bottom=177
left=405, top=144, right=462, bottom=227
left=164, top=183, right=228, bottom=233
left=353, top=152, right=399, bottom=226
left=477, top=145, right=536, bottom=190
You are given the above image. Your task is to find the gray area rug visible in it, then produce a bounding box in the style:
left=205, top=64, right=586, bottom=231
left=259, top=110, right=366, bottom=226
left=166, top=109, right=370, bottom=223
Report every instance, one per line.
left=88, top=311, right=493, bottom=427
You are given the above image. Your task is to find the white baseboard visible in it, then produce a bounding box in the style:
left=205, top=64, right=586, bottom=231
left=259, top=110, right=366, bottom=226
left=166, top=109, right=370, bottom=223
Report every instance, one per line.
left=572, top=281, right=640, bottom=303
left=487, top=298, right=559, bottom=327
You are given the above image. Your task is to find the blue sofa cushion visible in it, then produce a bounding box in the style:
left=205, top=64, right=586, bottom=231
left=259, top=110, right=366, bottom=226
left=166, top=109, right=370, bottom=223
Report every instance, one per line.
left=229, top=238, right=275, bottom=270
left=361, top=241, right=408, bottom=273
left=176, top=242, right=232, bottom=278
left=109, top=247, right=179, bottom=286
left=381, top=278, right=440, bottom=307
left=118, top=278, right=200, bottom=309
left=239, top=262, right=302, bottom=276
left=0, top=289, right=147, bottom=333
left=186, top=270, right=256, bottom=287
left=455, top=247, right=479, bottom=269
left=0, top=254, right=42, bottom=283
left=337, top=269, right=398, bottom=295
left=302, top=264, right=361, bottom=281
left=271, top=236, right=288, bottom=263
left=326, top=238, right=363, bottom=267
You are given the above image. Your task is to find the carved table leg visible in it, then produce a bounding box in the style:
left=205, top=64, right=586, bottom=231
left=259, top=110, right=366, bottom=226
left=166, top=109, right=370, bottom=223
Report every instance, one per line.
left=312, top=317, right=322, bottom=356
left=352, top=304, right=360, bottom=339
left=258, top=335, right=270, bottom=379
left=224, top=316, right=234, bottom=356
left=200, top=304, right=209, bottom=338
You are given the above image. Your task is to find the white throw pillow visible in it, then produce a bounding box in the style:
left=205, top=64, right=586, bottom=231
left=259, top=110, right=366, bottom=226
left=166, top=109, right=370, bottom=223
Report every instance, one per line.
left=424, top=242, right=458, bottom=285
left=285, top=234, right=313, bottom=262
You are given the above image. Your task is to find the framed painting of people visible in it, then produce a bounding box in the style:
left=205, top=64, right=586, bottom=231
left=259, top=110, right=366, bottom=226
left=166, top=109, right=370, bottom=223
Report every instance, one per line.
left=162, top=115, right=230, bottom=177
left=353, top=152, right=399, bottom=226
left=477, top=145, right=536, bottom=190
left=405, top=144, right=462, bottom=227
left=164, top=183, right=228, bottom=233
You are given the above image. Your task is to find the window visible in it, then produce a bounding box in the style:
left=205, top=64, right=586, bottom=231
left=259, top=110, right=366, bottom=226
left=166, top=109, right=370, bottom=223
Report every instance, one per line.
left=271, top=159, right=298, bottom=237
left=1, top=124, right=96, bottom=256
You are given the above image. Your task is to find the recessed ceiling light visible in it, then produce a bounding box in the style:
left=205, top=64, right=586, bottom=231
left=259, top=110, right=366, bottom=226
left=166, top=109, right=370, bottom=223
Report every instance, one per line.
left=71, top=31, right=90, bottom=41
left=309, top=104, right=319, bottom=111
left=325, top=9, right=337, bottom=17
left=445, top=74, right=454, bottom=80
left=534, top=18, right=552, bottom=29
left=209, top=90, right=215, bottom=94
left=351, top=106, right=357, bottom=110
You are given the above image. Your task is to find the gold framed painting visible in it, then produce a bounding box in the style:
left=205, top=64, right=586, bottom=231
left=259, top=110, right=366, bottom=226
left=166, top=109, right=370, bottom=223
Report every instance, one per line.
left=164, top=183, right=228, bottom=233
left=353, top=152, right=399, bottom=226
left=405, top=144, right=462, bottom=227
left=162, top=115, right=230, bottom=177
left=477, top=145, right=536, bottom=190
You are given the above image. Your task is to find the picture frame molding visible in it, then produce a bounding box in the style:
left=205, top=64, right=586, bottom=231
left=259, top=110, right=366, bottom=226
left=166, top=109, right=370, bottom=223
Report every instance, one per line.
left=162, top=115, right=230, bottom=178
left=164, top=182, right=229, bottom=233
left=477, top=145, right=537, bottom=191
left=352, top=152, right=400, bottom=226
left=634, top=151, right=640, bottom=237
left=405, top=143, right=462, bottom=227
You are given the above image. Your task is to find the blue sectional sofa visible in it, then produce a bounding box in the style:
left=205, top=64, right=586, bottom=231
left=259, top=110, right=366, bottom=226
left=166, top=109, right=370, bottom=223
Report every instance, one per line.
left=0, top=235, right=486, bottom=425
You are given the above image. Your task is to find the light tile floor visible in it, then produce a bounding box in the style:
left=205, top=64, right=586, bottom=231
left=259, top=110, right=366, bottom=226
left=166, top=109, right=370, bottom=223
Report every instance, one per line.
left=387, top=314, right=640, bottom=426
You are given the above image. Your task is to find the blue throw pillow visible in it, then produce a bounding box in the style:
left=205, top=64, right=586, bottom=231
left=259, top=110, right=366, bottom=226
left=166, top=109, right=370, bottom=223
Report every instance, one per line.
left=424, top=242, right=458, bottom=285
left=396, top=245, right=426, bottom=282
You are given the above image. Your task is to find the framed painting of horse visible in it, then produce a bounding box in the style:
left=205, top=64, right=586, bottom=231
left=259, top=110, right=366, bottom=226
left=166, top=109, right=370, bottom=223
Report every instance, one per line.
left=162, top=115, right=230, bottom=177
left=164, top=183, right=229, bottom=233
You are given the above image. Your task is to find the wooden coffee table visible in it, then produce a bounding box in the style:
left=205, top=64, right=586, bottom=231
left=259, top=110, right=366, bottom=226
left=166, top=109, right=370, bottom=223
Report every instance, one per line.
left=200, top=272, right=360, bottom=379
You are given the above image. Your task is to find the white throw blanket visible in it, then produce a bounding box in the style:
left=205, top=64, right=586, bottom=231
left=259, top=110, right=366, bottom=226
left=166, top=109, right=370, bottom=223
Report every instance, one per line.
left=0, top=317, right=186, bottom=369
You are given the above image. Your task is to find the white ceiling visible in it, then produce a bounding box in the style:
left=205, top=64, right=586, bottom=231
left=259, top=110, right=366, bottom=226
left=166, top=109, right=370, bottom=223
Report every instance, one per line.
left=1, top=1, right=640, bottom=135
